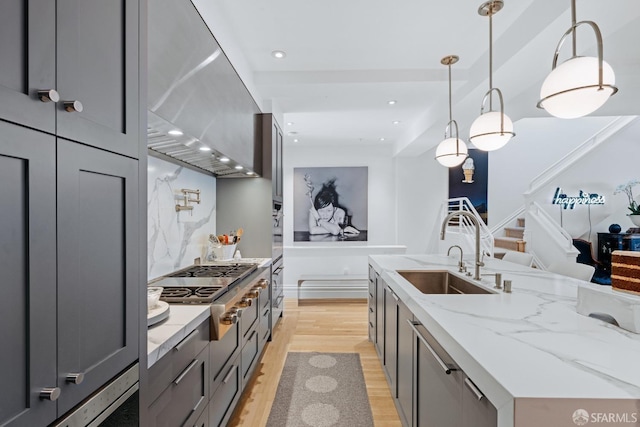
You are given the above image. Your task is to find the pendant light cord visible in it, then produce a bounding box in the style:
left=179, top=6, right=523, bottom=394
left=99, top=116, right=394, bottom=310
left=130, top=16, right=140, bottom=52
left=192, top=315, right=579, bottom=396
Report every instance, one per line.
left=571, top=0, right=577, bottom=57
left=489, top=11, right=493, bottom=110
left=448, top=63, right=453, bottom=123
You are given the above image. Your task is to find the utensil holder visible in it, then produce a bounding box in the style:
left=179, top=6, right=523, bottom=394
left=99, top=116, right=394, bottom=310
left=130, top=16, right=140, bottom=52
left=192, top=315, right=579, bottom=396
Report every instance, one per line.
left=211, top=244, right=237, bottom=261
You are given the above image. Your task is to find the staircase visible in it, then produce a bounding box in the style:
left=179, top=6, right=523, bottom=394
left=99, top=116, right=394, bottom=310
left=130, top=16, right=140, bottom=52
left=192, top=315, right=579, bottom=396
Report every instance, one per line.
left=494, top=218, right=526, bottom=253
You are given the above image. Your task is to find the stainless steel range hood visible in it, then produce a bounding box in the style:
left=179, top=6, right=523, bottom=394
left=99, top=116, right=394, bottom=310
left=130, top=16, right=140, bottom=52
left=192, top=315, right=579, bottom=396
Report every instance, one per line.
left=147, top=0, right=262, bottom=177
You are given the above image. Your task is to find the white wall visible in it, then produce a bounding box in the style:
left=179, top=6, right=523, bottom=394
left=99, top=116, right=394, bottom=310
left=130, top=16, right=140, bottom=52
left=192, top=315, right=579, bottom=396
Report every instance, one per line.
left=283, top=142, right=404, bottom=297
left=487, top=116, right=616, bottom=228
left=527, top=118, right=640, bottom=245
left=283, top=143, right=397, bottom=246
left=396, top=147, right=448, bottom=254
left=147, top=156, right=217, bottom=280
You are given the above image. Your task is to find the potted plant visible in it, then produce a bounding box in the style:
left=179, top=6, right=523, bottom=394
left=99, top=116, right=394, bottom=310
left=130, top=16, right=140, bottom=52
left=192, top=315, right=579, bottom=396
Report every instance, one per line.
left=614, top=179, right=640, bottom=226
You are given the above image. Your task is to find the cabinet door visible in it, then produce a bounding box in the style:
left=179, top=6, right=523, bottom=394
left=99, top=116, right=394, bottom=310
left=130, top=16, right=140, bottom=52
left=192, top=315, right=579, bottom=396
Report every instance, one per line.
left=273, top=121, right=284, bottom=199
left=396, top=301, right=413, bottom=426
left=0, top=121, right=57, bottom=427
left=56, top=140, right=139, bottom=415
left=413, top=322, right=462, bottom=427
left=56, top=0, right=140, bottom=158
left=383, top=285, right=398, bottom=396
left=0, top=0, right=56, bottom=133
left=462, top=376, right=497, bottom=427
left=375, top=274, right=385, bottom=359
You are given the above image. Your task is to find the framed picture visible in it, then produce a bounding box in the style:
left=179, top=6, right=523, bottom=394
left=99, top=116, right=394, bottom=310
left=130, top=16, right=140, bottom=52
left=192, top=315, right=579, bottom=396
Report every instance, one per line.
left=293, top=167, right=368, bottom=242
left=448, top=150, right=488, bottom=224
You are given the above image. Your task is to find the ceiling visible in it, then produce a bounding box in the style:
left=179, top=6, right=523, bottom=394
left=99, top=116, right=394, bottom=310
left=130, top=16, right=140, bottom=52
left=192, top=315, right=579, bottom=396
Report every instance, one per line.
left=191, top=0, right=640, bottom=157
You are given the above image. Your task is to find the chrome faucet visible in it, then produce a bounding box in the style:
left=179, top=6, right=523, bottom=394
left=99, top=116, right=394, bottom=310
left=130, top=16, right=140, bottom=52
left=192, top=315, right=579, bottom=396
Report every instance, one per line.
left=440, top=211, right=483, bottom=280
left=447, top=245, right=465, bottom=273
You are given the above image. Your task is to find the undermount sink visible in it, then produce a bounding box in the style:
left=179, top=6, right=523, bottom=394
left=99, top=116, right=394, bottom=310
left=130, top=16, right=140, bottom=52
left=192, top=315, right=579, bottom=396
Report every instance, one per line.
left=397, top=270, right=496, bottom=295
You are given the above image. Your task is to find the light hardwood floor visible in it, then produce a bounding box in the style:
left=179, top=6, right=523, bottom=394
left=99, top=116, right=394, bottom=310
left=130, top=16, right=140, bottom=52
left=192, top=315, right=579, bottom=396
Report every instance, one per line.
left=228, top=298, right=402, bottom=427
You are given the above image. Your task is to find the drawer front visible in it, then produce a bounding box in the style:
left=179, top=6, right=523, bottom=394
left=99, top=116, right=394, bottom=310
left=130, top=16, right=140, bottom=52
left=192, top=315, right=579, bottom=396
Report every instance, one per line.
left=241, top=329, right=259, bottom=389
left=209, top=356, right=241, bottom=427
left=210, top=319, right=240, bottom=395
left=271, top=292, right=284, bottom=333
left=241, top=297, right=259, bottom=339
left=193, top=406, right=209, bottom=427
left=259, top=284, right=271, bottom=310
left=259, top=305, right=271, bottom=346
left=148, top=320, right=209, bottom=404
left=148, top=345, right=210, bottom=427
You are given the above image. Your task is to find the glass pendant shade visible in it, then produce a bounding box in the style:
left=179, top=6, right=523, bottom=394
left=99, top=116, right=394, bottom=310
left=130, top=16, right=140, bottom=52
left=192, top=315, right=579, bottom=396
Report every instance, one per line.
left=435, top=137, right=468, bottom=167
left=469, top=111, right=514, bottom=151
left=539, top=56, right=616, bottom=119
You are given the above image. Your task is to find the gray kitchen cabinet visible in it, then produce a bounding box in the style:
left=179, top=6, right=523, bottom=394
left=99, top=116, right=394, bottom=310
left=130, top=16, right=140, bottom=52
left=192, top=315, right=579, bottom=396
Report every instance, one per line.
left=412, top=321, right=463, bottom=427
left=210, top=320, right=241, bottom=398
left=0, top=0, right=140, bottom=159
left=0, top=0, right=56, bottom=133
left=375, top=272, right=385, bottom=359
left=209, top=354, right=242, bottom=427
left=55, top=0, right=140, bottom=158
left=396, top=301, right=413, bottom=427
left=260, top=114, right=284, bottom=201
left=148, top=344, right=209, bottom=427
left=0, top=121, right=57, bottom=427
left=384, top=284, right=398, bottom=396
left=462, top=375, right=498, bottom=427
left=56, top=139, right=140, bottom=415
left=368, top=266, right=376, bottom=342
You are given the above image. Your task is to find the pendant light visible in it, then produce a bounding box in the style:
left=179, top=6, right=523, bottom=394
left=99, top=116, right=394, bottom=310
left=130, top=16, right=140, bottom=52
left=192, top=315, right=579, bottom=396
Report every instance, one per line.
left=537, top=0, right=617, bottom=119
left=435, top=55, right=469, bottom=168
left=469, top=0, right=515, bottom=151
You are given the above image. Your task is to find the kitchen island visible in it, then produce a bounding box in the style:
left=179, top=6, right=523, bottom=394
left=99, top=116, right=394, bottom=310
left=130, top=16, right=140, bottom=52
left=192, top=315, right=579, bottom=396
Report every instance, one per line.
left=369, top=254, right=640, bottom=427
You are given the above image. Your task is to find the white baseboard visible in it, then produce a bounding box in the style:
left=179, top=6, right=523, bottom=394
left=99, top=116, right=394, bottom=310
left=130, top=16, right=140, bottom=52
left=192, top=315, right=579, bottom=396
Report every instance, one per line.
left=284, top=282, right=368, bottom=299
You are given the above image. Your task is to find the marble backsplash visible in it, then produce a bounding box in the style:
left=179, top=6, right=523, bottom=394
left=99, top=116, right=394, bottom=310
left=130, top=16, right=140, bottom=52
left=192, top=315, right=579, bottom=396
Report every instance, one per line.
left=148, top=156, right=216, bottom=280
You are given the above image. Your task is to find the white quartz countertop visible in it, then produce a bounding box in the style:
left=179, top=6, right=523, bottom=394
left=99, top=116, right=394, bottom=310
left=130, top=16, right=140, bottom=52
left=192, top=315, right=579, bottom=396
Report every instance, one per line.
left=369, top=254, right=640, bottom=408
left=147, top=305, right=210, bottom=368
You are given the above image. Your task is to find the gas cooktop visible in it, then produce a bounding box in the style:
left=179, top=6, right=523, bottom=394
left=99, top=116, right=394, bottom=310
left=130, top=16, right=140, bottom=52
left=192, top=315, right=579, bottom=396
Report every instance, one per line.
left=150, top=262, right=258, bottom=303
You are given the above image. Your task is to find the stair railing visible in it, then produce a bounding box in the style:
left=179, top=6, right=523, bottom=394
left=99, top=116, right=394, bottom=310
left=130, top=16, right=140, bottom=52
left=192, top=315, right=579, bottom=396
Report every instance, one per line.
left=524, top=116, right=637, bottom=199
left=524, top=201, right=578, bottom=270
left=438, top=198, right=494, bottom=258
left=489, top=206, right=526, bottom=236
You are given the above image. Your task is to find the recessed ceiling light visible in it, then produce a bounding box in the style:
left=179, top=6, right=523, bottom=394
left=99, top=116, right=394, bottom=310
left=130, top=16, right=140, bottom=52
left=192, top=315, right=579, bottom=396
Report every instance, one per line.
left=199, top=146, right=211, bottom=152
left=293, top=139, right=299, bottom=143
left=246, top=171, right=255, bottom=176
left=287, top=131, right=297, bottom=136
left=388, top=100, right=397, bottom=105
left=287, top=122, right=294, bottom=126
left=271, top=50, right=286, bottom=59
left=234, top=165, right=243, bottom=170
left=380, top=137, right=385, bottom=141
left=219, top=157, right=230, bottom=163
left=168, top=129, right=183, bottom=136
left=392, top=121, right=401, bottom=125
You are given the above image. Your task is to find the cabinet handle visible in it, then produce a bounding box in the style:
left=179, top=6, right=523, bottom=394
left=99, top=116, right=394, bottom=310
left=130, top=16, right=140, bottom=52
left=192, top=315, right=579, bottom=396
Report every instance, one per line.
left=63, top=100, right=83, bottom=113
left=464, top=378, right=484, bottom=401
left=175, top=329, right=199, bottom=352
left=388, top=288, right=399, bottom=302
left=174, top=359, right=199, bottom=385
left=180, top=396, right=205, bottom=427
left=273, top=266, right=284, bottom=275
left=223, top=364, right=237, bottom=384
left=40, top=387, right=61, bottom=401
left=263, top=308, right=270, bottom=317
left=66, top=372, right=85, bottom=385
left=408, top=320, right=457, bottom=375
left=37, top=89, right=59, bottom=103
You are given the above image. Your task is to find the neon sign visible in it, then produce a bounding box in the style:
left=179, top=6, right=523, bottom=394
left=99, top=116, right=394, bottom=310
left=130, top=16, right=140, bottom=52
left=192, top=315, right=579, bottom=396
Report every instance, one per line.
left=552, top=187, right=605, bottom=209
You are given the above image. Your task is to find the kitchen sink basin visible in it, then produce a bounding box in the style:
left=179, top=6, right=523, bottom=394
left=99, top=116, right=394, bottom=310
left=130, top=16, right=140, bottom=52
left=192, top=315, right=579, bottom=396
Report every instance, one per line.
left=397, top=270, right=496, bottom=295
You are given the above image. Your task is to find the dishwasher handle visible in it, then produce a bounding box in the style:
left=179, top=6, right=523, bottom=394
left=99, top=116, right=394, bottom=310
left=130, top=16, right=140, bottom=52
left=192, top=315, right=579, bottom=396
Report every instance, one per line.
left=408, top=320, right=457, bottom=375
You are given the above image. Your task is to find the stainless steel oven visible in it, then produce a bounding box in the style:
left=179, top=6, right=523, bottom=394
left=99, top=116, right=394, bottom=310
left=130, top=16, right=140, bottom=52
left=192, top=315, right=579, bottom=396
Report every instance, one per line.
left=52, top=364, right=139, bottom=427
